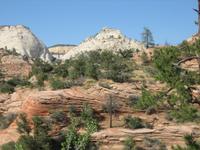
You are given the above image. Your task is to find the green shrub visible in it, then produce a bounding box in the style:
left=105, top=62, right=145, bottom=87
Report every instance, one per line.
left=135, top=88, right=157, bottom=110
left=81, top=103, right=94, bottom=120
left=67, top=50, right=133, bottom=83
left=61, top=126, right=78, bottom=150
left=50, top=79, right=73, bottom=90
left=118, top=49, right=134, bottom=59
left=0, top=113, right=17, bottom=129
left=127, top=95, right=139, bottom=107
left=145, top=106, right=157, bottom=115
left=143, top=137, right=167, bottom=150
left=1, top=141, right=16, bottom=150
left=124, top=115, right=145, bottom=129
left=123, top=136, right=136, bottom=150
left=16, top=113, right=31, bottom=135
left=16, top=135, right=38, bottom=150
left=85, top=119, right=99, bottom=133
left=51, top=110, right=66, bottom=123
left=81, top=103, right=99, bottom=133
left=7, top=77, right=30, bottom=87
left=169, top=104, right=199, bottom=122
left=0, top=82, right=14, bottom=93
left=68, top=105, right=77, bottom=116
left=61, top=125, right=92, bottom=150
left=172, top=134, right=200, bottom=150
left=141, top=51, right=149, bottom=64
left=74, top=133, right=90, bottom=150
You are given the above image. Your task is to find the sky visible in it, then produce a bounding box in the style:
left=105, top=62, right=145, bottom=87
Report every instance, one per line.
left=0, top=0, right=197, bottom=46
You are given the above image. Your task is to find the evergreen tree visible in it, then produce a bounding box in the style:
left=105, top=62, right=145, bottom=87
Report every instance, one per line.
left=142, top=27, right=154, bottom=48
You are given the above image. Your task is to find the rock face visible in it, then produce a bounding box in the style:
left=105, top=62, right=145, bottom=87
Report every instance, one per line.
left=62, top=28, right=145, bottom=59
left=0, top=25, right=53, bottom=61
left=48, top=44, right=76, bottom=59
left=186, top=34, right=200, bottom=44
left=0, top=48, right=32, bottom=78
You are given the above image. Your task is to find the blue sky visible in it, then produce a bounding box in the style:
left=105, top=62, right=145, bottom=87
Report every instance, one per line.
left=0, top=0, right=197, bottom=46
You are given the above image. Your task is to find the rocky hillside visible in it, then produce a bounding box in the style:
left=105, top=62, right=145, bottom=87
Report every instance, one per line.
left=1, top=25, right=200, bottom=150
left=0, top=25, right=53, bottom=61
left=62, top=28, right=145, bottom=59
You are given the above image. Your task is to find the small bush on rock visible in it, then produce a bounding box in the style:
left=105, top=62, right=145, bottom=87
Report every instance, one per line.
left=0, top=82, right=14, bottom=93
left=124, top=115, right=145, bottom=129
left=123, top=136, right=136, bottom=150
left=1, top=141, right=16, bottom=150
left=0, top=113, right=17, bottom=129
left=169, top=104, right=199, bottom=122
left=135, top=88, right=157, bottom=110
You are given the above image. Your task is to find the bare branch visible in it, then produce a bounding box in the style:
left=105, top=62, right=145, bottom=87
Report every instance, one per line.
left=172, top=56, right=200, bottom=66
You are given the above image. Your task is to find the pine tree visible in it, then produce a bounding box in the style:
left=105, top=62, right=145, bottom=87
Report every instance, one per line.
left=142, top=27, right=154, bottom=49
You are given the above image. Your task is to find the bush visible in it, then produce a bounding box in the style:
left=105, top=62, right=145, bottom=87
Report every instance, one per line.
left=68, top=50, right=133, bottom=82
left=50, top=79, right=73, bottom=90
left=135, top=88, right=157, bottom=110
left=7, top=77, right=30, bottom=87
left=61, top=122, right=92, bottom=150
left=141, top=51, right=149, bottom=64
left=123, top=136, right=136, bottom=150
left=169, top=104, right=199, bottom=122
left=0, top=113, right=17, bottom=129
left=124, top=115, right=145, bottom=129
left=127, top=95, right=139, bottom=107
left=0, top=82, right=14, bottom=93
left=81, top=103, right=99, bottom=133
left=16, top=113, right=31, bottom=135
left=118, top=49, right=134, bottom=59
left=145, top=106, right=157, bottom=115
left=68, top=105, right=77, bottom=116
left=51, top=111, right=67, bottom=123
left=172, top=134, right=200, bottom=150
left=143, top=137, right=167, bottom=150
left=1, top=141, right=16, bottom=150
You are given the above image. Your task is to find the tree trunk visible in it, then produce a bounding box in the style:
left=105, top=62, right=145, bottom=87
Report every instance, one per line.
left=109, top=98, right=112, bottom=128
left=198, top=0, right=200, bottom=34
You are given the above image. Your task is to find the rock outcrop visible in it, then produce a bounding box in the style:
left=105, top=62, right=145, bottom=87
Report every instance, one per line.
left=0, top=48, right=32, bottom=78
left=0, top=25, right=53, bottom=61
left=48, top=44, right=76, bottom=59
left=62, top=28, right=145, bottom=59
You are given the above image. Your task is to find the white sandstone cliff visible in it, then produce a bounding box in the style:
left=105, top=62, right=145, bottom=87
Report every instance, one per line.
left=62, top=28, right=145, bottom=60
left=0, top=25, right=53, bottom=61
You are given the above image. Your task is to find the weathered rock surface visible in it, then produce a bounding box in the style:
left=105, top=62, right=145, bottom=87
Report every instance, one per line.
left=62, top=28, right=145, bottom=59
left=92, top=123, right=200, bottom=150
left=0, top=48, right=32, bottom=78
left=48, top=44, right=76, bottom=59
left=0, top=25, right=53, bottom=61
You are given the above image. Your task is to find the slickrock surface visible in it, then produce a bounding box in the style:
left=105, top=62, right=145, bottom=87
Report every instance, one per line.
left=62, top=28, right=145, bottom=59
left=92, top=123, right=200, bottom=150
left=0, top=25, right=53, bottom=61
